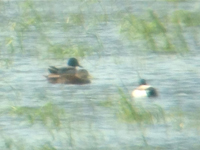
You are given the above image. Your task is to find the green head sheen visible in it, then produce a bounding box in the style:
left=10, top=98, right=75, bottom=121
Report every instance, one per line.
left=139, top=79, right=147, bottom=85
left=146, top=87, right=157, bottom=97
left=67, top=58, right=81, bottom=67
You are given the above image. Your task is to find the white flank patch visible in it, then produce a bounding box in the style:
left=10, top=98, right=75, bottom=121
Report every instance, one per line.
left=132, top=90, right=147, bottom=98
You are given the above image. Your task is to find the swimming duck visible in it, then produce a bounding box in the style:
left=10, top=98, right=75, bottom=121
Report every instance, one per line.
left=48, top=57, right=81, bottom=74
left=132, top=79, right=158, bottom=98
left=45, top=58, right=91, bottom=84
left=45, top=69, right=91, bottom=84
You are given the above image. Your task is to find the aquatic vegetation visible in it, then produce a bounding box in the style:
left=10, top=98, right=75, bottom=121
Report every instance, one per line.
left=10, top=102, right=65, bottom=128
left=68, top=13, right=85, bottom=26
left=38, top=143, right=57, bottom=150
left=120, top=11, right=172, bottom=52
left=117, top=88, right=165, bottom=124
left=0, top=135, right=57, bottom=150
left=5, top=36, right=15, bottom=54
left=62, top=13, right=85, bottom=31
left=163, top=0, right=187, bottom=2
left=0, top=58, right=13, bottom=68
left=119, top=9, right=200, bottom=53
left=2, top=0, right=199, bottom=61
left=98, top=98, right=114, bottom=107
left=48, top=43, right=94, bottom=58
left=3, top=0, right=104, bottom=60
left=1, top=0, right=200, bottom=149
left=2, top=137, right=26, bottom=150
left=170, top=10, right=200, bottom=27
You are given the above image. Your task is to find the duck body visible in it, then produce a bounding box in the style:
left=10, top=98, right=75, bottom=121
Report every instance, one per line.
left=45, top=58, right=90, bottom=84
left=48, top=66, right=75, bottom=74
left=48, top=57, right=81, bottom=74
left=132, top=79, right=157, bottom=98
left=45, top=69, right=91, bottom=84
left=69, top=69, right=91, bottom=84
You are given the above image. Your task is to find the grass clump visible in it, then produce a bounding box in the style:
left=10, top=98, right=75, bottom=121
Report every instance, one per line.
left=120, top=10, right=192, bottom=53
left=2, top=137, right=26, bottom=150
left=0, top=135, right=57, bottom=150
left=68, top=13, right=85, bottom=26
left=10, top=102, right=65, bottom=128
left=170, top=10, right=200, bottom=27
left=117, top=88, right=165, bottom=125
left=48, top=43, right=94, bottom=58
left=38, top=143, right=57, bottom=150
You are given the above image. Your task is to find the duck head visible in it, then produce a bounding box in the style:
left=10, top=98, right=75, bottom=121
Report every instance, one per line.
left=67, top=58, right=82, bottom=67
left=146, top=87, right=158, bottom=97
left=139, top=79, right=147, bottom=85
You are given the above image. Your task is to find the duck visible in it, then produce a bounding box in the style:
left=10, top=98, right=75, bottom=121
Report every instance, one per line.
left=132, top=79, right=158, bottom=98
left=70, top=69, right=91, bottom=84
left=45, top=69, right=91, bottom=84
left=45, top=58, right=91, bottom=84
left=48, top=57, right=81, bottom=74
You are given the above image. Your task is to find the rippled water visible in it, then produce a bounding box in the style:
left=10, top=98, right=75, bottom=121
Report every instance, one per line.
left=1, top=0, right=200, bottom=149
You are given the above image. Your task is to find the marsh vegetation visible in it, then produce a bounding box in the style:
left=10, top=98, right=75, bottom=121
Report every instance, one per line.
left=1, top=0, right=200, bottom=149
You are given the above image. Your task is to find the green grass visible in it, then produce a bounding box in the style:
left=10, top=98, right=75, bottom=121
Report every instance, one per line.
left=2, top=91, right=200, bottom=149
left=119, top=9, right=200, bottom=53
left=1, top=0, right=200, bottom=149
left=3, top=0, right=198, bottom=59
left=47, top=43, right=94, bottom=58
left=10, top=102, right=65, bottom=128
left=116, top=88, right=165, bottom=125
left=170, top=10, right=200, bottom=27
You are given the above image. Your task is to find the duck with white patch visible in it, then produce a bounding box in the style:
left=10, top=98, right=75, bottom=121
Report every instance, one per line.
left=132, top=79, right=158, bottom=98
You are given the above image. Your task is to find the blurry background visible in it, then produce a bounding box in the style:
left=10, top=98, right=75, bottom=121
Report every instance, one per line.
left=0, top=0, right=200, bottom=149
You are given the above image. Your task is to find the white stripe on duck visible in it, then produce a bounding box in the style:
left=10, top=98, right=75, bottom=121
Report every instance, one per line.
left=132, top=79, right=158, bottom=98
